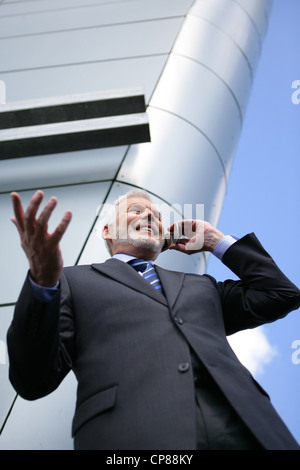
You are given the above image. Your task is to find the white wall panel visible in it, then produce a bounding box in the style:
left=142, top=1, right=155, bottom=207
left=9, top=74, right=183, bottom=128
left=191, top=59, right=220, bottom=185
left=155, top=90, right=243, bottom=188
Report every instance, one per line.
left=0, top=146, right=127, bottom=193
left=189, top=0, right=261, bottom=74
left=0, top=0, right=193, bottom=38
left=1, top=55, right=168, bottom=104
left=0, top=181, right=110, bottom=304
left=0, top=0, right=133, bottom=17
left=173, top=15, right=252, bottom=118
left=0, top=371, right=76, bottom=450
left=0, top=306, right=16, bottom=432
left=117, top=108, right=227, bottom=227
left=1, top=18, right=183, bottom=72
left=149, top=54, right=242, bottom=174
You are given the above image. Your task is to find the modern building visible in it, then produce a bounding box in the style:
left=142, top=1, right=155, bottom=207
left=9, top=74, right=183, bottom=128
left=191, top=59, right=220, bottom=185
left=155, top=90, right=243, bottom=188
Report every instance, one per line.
left=0, top=0, right=273, bottom=449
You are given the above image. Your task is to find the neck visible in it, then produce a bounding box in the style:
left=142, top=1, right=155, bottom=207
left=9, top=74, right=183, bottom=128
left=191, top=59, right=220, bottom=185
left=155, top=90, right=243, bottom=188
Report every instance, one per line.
left=112, top=245, right=160, bottom=261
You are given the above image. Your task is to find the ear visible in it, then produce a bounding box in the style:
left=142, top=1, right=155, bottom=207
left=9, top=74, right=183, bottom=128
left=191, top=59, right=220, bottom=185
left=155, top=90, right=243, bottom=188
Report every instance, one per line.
left=102, top=224, right=112, bottom=241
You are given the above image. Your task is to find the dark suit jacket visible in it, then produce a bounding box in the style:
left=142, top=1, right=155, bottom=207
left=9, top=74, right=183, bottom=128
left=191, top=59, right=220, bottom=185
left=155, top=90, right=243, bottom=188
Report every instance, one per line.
left=7, top=234, right=300, bottom=450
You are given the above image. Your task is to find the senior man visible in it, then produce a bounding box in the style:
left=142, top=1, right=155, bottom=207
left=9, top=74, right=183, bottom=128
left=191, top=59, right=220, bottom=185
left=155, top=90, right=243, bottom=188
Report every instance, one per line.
left=7, top=189, right=300, bottom=450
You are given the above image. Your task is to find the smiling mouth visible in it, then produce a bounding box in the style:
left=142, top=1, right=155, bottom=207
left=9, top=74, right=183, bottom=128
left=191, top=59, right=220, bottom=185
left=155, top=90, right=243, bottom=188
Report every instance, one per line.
left=136, top=224, right=155, bottom=235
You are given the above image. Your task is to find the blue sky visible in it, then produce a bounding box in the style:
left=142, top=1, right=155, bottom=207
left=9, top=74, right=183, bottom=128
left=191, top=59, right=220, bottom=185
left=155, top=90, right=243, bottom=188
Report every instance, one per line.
left=207, top=0, right=300, bottom=444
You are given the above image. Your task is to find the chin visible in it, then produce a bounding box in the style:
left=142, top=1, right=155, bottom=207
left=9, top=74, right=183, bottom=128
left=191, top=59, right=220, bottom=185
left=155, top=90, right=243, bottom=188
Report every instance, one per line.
left=119, top=235, right=164, bottom=254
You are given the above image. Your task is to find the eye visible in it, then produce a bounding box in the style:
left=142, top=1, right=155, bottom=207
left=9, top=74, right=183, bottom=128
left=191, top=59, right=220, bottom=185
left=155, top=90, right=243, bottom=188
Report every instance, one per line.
left=128, top=205, right=142, bottom=215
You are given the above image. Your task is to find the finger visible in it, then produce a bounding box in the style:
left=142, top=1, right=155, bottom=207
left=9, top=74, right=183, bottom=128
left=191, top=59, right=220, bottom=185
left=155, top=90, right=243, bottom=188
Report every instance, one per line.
left=167, top=221, right=184, bottom=241
left=24, top=190, right=44, bottom=235
left=180, top=220, right=198, bottom=236
left=35, top=196, right=58, bottom=237
left=167, top=221, right=198, bottom=245
left=11, top=216, right=24, bottom=239
left=50, top=210, right=72, bottom=244
left=167, top=220, right=186, bottom=233
left=11, top=192, right=25, bottom=232
left=168, top=241, right=191, bottom=254
left=167, top=220, right=196, bottom=235
left=169, top=233, right=203, bottom=254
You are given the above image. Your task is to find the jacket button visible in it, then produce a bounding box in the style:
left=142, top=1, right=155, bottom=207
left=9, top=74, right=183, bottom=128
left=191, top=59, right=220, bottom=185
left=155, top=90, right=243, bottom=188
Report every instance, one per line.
left=174, top=317, right=183, bottom=325
left=178, top=362, right=190, bottom=373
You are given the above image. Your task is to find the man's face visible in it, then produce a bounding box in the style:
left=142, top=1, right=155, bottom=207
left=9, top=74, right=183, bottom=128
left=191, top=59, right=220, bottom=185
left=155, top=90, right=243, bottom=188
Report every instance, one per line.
left=104, top=196, right=165, bottom=259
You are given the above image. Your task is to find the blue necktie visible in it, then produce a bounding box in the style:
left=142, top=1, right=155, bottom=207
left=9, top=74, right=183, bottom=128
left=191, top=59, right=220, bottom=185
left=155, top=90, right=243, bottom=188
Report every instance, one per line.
left=128, top=259, right=163, bottom=295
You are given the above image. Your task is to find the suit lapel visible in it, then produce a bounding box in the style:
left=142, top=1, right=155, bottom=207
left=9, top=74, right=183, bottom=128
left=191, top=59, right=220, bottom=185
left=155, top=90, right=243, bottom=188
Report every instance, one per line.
left=91, top=259, right=185, bottom=309
left=91, top=258, right=168, bottom=306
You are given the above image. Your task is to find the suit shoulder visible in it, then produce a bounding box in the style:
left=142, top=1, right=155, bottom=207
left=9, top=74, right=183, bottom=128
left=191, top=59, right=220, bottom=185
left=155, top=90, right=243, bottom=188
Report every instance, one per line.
left=63, top=264, right=90, bottom=273
left=63, top=264, right=92, bottom=269
left=185, top=272, right=217, bottom=286
left=62, top=264, right=101, bottom=278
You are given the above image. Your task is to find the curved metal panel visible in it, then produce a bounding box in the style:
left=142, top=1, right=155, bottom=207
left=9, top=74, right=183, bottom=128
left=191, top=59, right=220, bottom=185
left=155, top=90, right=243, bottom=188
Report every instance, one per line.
left=189, top=0, right=261, bottom=73
left=117, top=107, right=227, bottom=226
left=149, top=54, right=242, bottom=173
left=234, top=0, right=273, bottom=40
left=172, top=14, right=253, bottom=118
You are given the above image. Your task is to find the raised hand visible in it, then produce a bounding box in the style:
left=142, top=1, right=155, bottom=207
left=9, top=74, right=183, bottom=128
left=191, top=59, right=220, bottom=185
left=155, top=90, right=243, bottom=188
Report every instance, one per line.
left=11, top=190, right=72, bottom=286
left=167, top=219, right=224, bottom=255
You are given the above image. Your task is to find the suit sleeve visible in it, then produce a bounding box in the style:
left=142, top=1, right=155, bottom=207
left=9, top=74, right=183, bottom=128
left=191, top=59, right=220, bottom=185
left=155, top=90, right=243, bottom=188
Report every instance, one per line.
left=6, top=271, right=74, bottom=400
left=208, top=233, right=300, bottom=335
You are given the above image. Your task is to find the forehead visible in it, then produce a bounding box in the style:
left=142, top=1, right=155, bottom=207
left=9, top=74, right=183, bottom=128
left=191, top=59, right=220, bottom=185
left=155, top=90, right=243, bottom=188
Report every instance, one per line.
left=119, top=196, right=159, bottom=213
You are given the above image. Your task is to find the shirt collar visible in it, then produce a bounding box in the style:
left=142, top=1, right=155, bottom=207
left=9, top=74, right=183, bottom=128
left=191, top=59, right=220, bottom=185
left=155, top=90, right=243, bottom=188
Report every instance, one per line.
left=112, top=253, right=154, bottom=265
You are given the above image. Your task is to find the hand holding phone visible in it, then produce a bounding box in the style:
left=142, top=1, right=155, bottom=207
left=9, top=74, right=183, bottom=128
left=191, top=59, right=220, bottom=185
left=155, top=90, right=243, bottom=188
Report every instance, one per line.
left=163, top=219, right=224, bottom=255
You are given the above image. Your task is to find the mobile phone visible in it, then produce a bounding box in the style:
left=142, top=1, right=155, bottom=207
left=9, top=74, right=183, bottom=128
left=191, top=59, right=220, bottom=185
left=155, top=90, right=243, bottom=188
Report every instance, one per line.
left=162, top=232, right=188, bottom=251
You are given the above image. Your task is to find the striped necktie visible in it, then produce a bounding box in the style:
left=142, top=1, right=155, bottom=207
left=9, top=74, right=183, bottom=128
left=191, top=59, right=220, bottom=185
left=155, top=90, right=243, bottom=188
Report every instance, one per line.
left=128, top=259, right=163, bottom=295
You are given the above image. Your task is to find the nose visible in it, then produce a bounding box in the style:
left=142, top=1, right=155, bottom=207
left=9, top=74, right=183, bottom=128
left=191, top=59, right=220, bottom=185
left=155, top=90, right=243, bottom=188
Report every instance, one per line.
left=146, top=208, right=154, bottom=221
left=139, top=207, right=154, bottom=221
